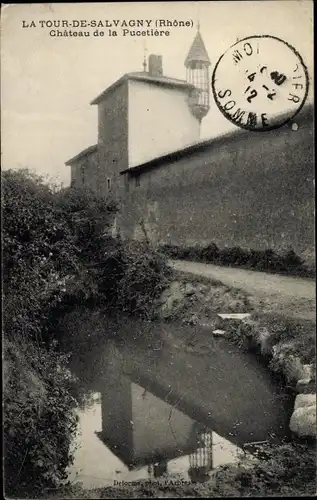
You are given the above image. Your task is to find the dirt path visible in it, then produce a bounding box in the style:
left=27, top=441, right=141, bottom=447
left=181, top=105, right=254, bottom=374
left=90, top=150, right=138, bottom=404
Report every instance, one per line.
left=169, top=260, right=316, bottom=322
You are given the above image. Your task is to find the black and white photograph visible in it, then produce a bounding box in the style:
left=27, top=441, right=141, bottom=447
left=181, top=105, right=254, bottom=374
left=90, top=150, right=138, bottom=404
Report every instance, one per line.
left=2, top=1, right=315, bottom=498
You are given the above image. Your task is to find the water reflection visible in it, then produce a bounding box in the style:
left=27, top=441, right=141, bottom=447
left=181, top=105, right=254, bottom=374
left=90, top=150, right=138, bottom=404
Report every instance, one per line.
left=99, top=375, right=204, bottom=469
left=66, top=317, right=292, bottom=489
left=68, top=378, right=255, bottom=489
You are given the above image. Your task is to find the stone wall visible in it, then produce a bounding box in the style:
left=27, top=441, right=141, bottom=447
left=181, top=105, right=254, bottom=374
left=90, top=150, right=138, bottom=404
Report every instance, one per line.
left=119, top=105, right=314, bottom=262
left=97, top=82, right=129, bottom=199
left=70, top=148, right=103, bottom=194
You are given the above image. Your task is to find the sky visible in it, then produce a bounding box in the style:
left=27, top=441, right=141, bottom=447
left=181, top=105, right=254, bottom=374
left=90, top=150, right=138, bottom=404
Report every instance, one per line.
left=1, top=1, right=314, bottom=186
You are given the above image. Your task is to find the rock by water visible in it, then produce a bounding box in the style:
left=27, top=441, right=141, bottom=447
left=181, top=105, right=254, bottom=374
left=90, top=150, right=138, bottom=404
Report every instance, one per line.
left=289, top=405, right=316, bottom=438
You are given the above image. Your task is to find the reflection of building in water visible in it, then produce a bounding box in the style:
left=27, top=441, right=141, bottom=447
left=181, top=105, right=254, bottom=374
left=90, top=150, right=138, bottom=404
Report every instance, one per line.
left=147, top=462, right=168, bottom=478
left=95, top=349, right=258, bottom=481
left=188, top=430, right=213, bottom=482
left=146, top=432, right=214, bottom=482
left=99, top=368, right=201, bottom=469
left=98, top=359, right=216, bottom=475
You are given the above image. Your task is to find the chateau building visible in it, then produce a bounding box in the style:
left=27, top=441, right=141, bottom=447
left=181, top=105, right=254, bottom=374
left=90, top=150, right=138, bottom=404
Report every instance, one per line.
left=66, top=29, right=314, bottom=261
left=66, top=28, right=211, bottom=196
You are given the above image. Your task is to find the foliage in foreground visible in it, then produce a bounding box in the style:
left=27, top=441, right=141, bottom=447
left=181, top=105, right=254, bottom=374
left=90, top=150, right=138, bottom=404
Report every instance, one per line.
left=94, top=238, right=172, bottom=318
left=3, top=169, right=116, bottom=345
left=2, top=168, right=171, bottom=496
left=2, top=169, right=114, bottom=495
left=4, top=338, right=79, bottom=496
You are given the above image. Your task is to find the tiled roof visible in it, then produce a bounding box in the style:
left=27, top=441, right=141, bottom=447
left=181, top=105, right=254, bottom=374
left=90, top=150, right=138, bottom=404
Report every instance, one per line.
left=185, top=30, right=211, bottom=66
left=129, top=72, right=192, bottom=88
left=65, top=144, right=97, bottom=166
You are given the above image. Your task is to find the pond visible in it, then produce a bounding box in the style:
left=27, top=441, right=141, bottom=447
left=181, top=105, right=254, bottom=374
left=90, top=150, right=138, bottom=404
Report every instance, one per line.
left=64, top=315, right=294, bottom=489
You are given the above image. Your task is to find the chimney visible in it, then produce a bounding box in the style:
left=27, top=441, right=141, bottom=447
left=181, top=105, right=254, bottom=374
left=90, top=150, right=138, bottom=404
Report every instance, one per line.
left=148, top=54, right=163, bottom=76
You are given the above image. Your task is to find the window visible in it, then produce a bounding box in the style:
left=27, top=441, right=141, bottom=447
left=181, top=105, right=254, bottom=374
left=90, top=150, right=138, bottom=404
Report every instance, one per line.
left=70, top=165, right=76, bottom=187
left=107, top=177, right=112, bottom=191
left=125, top=175, right=130, bottom=193
left=80, top=165, right=85, bottom=185
left=190, top=61, right=203, bottom=70
left=187, top=64, right=209, bottom=91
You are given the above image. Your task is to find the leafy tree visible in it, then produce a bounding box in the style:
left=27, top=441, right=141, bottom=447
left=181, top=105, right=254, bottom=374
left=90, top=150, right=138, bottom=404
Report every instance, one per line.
left=2, top=169, right=115, bottom=495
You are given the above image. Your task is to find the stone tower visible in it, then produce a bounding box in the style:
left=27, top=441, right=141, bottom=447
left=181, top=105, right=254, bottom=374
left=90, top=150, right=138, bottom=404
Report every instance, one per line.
left=89, top=56, right=203, bottom=199
left=66, top=29, right=211, bottom=198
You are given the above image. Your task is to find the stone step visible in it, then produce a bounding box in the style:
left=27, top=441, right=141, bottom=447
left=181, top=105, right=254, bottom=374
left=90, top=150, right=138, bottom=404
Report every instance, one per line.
left=215, top=313, right=251, bottom=329
left=212, top=329, right=227, bottom=337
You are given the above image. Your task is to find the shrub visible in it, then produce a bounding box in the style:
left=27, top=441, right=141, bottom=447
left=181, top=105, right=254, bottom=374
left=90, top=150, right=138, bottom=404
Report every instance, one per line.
left=159, top=243, right=314, bottom=278
left=2, top=169, right=115, bottom=496
left=249, top=442, right=316, bottom=495
left=282, top=247, right=305, bottom=270
left=4, top=339, right=79, bottom=497
left=108, top=240, right=172, bottom=318
left=2, top=170, right=115, bottom=343
left=201, top=242, right=220, bottom=262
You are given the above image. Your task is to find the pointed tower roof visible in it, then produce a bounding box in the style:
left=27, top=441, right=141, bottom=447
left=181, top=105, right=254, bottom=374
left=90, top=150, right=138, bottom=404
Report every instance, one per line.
left=185, top=29, right=211, bottom=66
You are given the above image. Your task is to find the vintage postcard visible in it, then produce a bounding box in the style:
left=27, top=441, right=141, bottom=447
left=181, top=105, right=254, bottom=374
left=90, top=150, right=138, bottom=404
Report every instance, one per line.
left=2, top=1, right=315, bottom=499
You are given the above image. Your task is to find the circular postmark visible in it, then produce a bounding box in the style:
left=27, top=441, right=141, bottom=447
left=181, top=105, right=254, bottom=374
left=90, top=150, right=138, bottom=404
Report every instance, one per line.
left=211, top=35, right=309, bottom=131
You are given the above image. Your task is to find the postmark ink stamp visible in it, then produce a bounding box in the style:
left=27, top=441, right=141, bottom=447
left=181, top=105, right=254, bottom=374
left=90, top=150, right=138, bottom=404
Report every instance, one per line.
left=211, top=35, right=309, bottom=131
